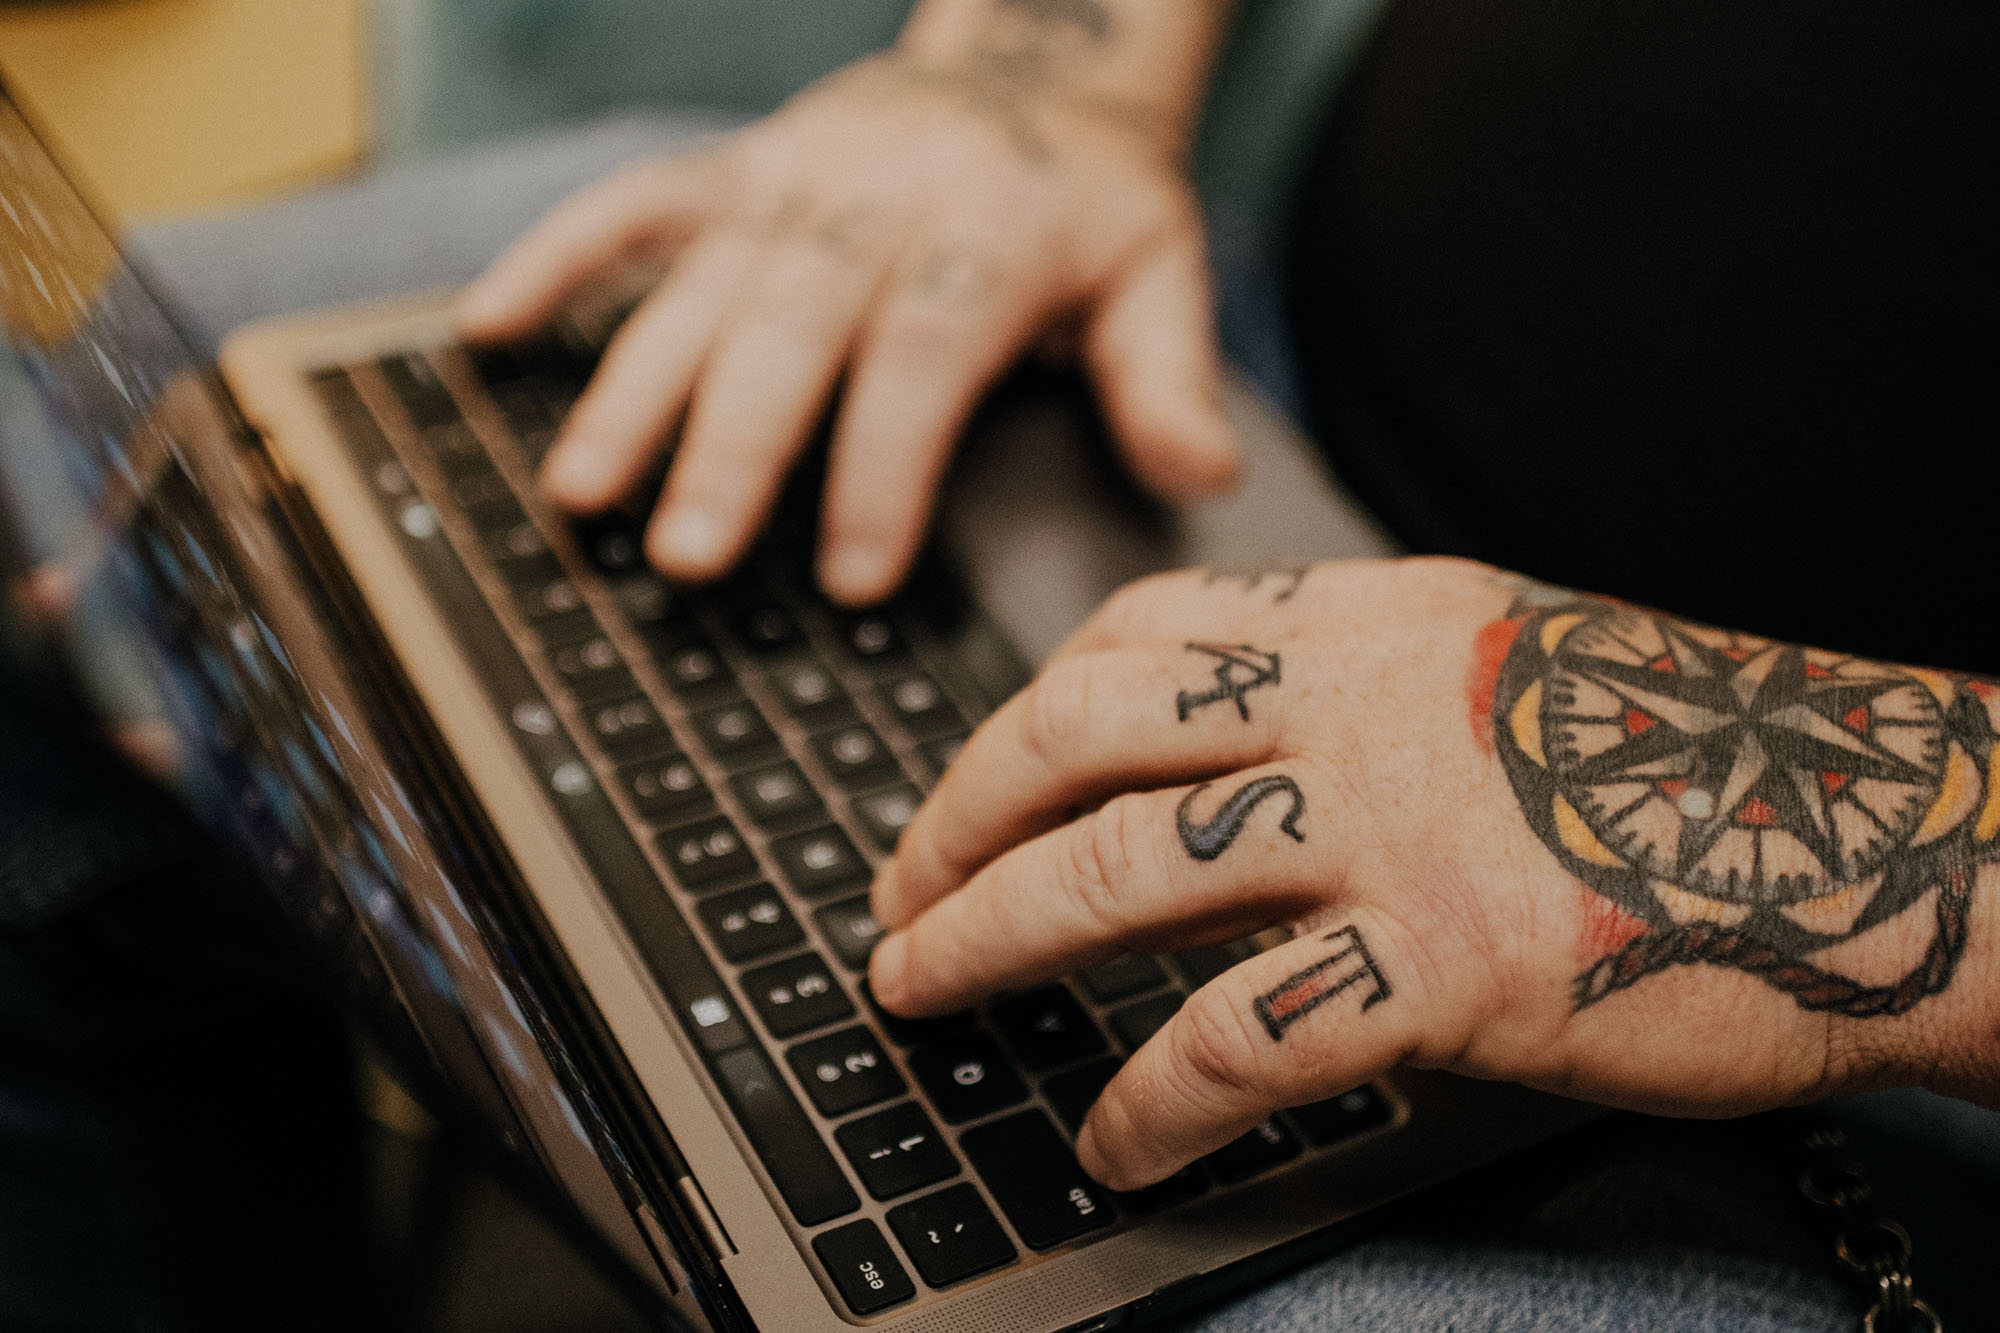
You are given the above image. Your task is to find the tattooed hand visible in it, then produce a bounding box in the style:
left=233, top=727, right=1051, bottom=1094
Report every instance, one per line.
left=457, top=0, right=1240, bottom=607
left=868, top=558, right=2000, bottom=1190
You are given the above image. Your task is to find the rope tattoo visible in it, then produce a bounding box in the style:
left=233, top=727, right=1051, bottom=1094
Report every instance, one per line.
left=1479, top=593, right=1998, bottom=1017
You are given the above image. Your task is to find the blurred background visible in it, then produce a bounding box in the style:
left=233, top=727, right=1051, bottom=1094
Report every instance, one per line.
left=0, top=1, right=1382, bottom=1328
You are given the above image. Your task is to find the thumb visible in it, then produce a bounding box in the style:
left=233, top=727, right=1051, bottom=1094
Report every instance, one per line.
left=1084, top=229, right=1240, bottom=500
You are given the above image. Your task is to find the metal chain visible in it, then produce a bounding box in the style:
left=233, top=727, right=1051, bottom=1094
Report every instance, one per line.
left=1795, top=1119, right=1943, bottom=1333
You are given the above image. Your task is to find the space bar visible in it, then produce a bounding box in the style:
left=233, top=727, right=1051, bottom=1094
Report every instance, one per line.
left=712, top=1048, right=859, bottom=1227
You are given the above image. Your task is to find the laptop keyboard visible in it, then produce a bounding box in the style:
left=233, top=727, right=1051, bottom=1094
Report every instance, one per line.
left=309, top=341, right=1398, bottom=1316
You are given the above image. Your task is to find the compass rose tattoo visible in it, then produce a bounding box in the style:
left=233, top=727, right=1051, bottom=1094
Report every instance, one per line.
left=1176, top=643, right=1281, bottom=722
left=1482, top=595, right=1999, bottom=1017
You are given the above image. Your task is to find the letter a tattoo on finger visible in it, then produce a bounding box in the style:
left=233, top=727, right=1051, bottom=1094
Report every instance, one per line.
left=1176, top=776, right=1305, bottom=861
left=1176, top=643, right=1281, bottom=722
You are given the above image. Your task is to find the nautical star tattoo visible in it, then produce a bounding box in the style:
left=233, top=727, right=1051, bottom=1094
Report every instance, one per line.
left=1479, top=591, right=1997, bottom=1017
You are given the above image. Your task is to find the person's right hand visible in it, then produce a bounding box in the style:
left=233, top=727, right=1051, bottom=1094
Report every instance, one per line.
left=457, top=52, right=1240, bottom=606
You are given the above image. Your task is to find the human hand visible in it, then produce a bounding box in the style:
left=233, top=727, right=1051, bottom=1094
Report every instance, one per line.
left=868, top=558, right=2000, bottom=1189
left=457, top=49, right=1238, bottom=606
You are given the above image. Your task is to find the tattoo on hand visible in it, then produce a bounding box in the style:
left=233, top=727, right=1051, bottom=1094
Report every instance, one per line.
left=1204, top=564, right=1311, bottom=604
left=1176, top=776, right=1305, bottom=861
left=1254, top=925, right=1391, bottom=1041
left=1477, top=593, right=1998, bottom=1018
left=1176, top=643, right=1281, bottom=722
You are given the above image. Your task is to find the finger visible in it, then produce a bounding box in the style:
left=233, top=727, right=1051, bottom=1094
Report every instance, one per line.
left=880, top=645, right=1290, bottom=928
left=1085, top=229, right=1239, bottom=501
left=814, top=242, right=1053, bottom=605
left=537, top=231, right=760, bottom=512
left=458, top=155, right=721, bottom=341
left=871, top=762, right=1328, bottom=1015
left=1050, top=565, right=1289, bottom=663
left=645, top=205, right=898, bottom=579
left=1078, top=910, right=1418, bottom=1190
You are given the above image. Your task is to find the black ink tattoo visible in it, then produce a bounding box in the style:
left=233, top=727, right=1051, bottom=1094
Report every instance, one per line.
left=1176, top=776, right=1305, bottom=861
left=1254, top=926, right=1391, bottom=1041
left=1176, top=643, right=1281, bottom=722
left=1204, top=564, right=1311, bottom=604
left=1481, top=594, right=1996, bottom=1018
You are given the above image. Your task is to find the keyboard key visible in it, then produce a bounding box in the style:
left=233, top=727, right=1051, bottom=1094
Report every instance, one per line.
left=609, top=574, right=677, bottom=633
left=879, top=670, right=964, bottom=739
left=991, top=985, right=1106, bottom=1071
left=423, top=422, right=492, bottom=478
left=615, top=754, right=713, bottom=825
left=814, top=895, right=884, bottom=970
left=1081, top=954, right=1171, bottom=1003
left=548, top=634, right=636, bottom=703
left=1285, top=1085, right=1394, bottom=1147
left=697, top=884, right=803, bottom=963
left=770, top=826, right=870, bottom=898
left=1109, top=993, right=1183, bottom=1052
left=712, top=1048, right=858, bottom=1227
left=851, top=783, right=923, bottom=853
left=584, top=695, right=674, bottom=761
left=485, top=515, right=549, bottom=564
left=835, top=1103, right=959, bottom=1201
left=908, top=1033, right=1028, bottom=1124
left=511, top=573, right=588, bottom=626
left=730, top=761, right=826, bottom=829
left=810, top=724, right=901, bottom=791
left=813, top=1220, right=915, bottom=1316
left=655, top=814, right=757, bottom=890
left=961, top=1110, right=1114, bottom=1249
left=862, top=979, right=973, bottom=1048
left=571, top=514, right=645, bottom=575
left=1173, top=940, right=1257, bottom=988
left=1203, top=1116, right=1300, bottom=1184
left=449, top=472, right=520, bottom=528
left=650, top=637, right=732, bottom=701
left=886, top=1184, right=1015, bottom=1289
left=841, top=613, right=907, bottom=665
left=768, top=658, right=855, bottom=728
left=1042, top=1058, right=1121, bottom=1135
left=743, top=953, right=853, bottom=1038
left=787, top=1026, right=904, bottom=1116
left=378, top=351, right=457, bottom=429
left=732, top=601, right=802, bottom=655
left=918, top=733, right=967, bottom=778
left=691, top=699, right=779, bottom=763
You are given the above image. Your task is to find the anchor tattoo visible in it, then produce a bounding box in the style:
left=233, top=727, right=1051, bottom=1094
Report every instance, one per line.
left=1176, top=643, right=1282, bottom=722
left=1253, top=925, right=1391, bottom=1041
left=1175, top=776, right=1306, bottom=861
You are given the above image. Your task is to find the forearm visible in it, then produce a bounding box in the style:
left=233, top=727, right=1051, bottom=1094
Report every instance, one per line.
left=895, top=0, right=1240, bottom=156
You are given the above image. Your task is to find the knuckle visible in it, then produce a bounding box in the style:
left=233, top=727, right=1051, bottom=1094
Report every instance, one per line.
left=1067, top=794, right=1145, bottom=934
left=1021, top=656, right=1096, bottom=773
left=1172, top=989, right=1262, bottom=1102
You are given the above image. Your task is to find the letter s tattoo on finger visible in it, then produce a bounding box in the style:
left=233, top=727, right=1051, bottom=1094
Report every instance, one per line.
left=1176, top=776, right=1305, bottom=861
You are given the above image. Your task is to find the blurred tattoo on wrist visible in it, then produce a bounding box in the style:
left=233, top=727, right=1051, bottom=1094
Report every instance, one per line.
left=1253, top=925, right=1390, bottom=1041
left=1176, top=642, right=1281, bottom=722
left=1175, top=775, right=1304, bottom=861
left=1473, top=586, right=1998, bottom=1021
left=1203, top=563, right=1311, bottom=604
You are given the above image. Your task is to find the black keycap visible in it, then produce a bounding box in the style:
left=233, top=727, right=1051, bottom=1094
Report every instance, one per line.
left=851, top=783, right=923, bottom=853
left=770, top=826, right=870, bottom=898
left=712, top=1047, right=858, bottom=1227
left=815, top=895, right=884, bottom=970
left=692, top=699, right=780, bottom=762
left=1173, top=940, right=1257, bottom=988
left=743, top=953, right=853, bottom=1038
left=378, top=351, right=457, bottom=429
left=908, top=1033, right=1028, bottom=1124
left=1081, top=954, right=1171, bottom=1003
left=1286, top=1085, right=1394, bottom=1147
left=862, top=980, right=972, bottom=1048
left=615, top=753, right=712, bottom=825
left=1109, top=993, right=1183, bottom=1052
left=499, top=550, right=568, bottom=597
left=841, top=612, right=907, bottom=665
left=810, top=724, right=901, bottom=791
left=991, top=985, right=1107, bottom=1071
left=879, top=670, right=964, bottom=739
left=733, top=601, right=801, bottom=655
left=511, top=573, right=588, bottom=627
left=787, top=1026, right=905, bottom=1116
left=609, top=573, right=677, bottom=633
left=768, top=658, right=855, bottom=728
left=449, top=471, right=520, bottom=528
left=697, top=884, right=803, bottom=963
left=730, top=761, right=826, bottom=829
left=584, top=695, right=674, bottom=761
left=1203, top=1116, right=1301, bottom=1184
left=886, top=1184, right=1015, bottom=1289
left=484, top=515, right=549, bottom=565
left=650, top=636, right=732, bottom=701
left=655, top=814, right=757, bottom=890
left=918, top=733, right=967, bottom=779
left=813, top=1220, right=915, bottom=1316
left=1042, top=1058, right=1120, bottom=1135
left=548, top=634, right=636, bottom=703
left=572, top=514, right=645, bottom=575
left=961, top=1110, right=1114, bottom=1250
left=423, top=422, right=491, bottom=478
left=835, top=1102, right=959, bottom=1201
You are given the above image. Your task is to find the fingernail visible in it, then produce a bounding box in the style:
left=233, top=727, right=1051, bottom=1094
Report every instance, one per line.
left=870, top=932, right=910, bottom=1008
left=653, top=507, right=725, bottom=570
left=455, top=282, right=504, bottom=329
left=1075, top=1122, right=1120, bottom=1189
left=820, top=542, right=892, bottom=603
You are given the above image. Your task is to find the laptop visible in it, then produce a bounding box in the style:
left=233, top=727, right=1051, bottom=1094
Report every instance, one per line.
left=0, top=85, right=1594, bottom=1332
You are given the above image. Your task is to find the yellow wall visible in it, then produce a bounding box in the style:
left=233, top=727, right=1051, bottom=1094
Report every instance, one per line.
left=0, top=0, right=368, bottom=221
